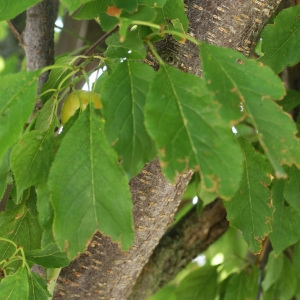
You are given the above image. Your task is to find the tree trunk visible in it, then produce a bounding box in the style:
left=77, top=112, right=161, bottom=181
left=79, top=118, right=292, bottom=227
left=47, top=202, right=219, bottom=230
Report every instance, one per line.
left=21, top=0, right=286, bottom=299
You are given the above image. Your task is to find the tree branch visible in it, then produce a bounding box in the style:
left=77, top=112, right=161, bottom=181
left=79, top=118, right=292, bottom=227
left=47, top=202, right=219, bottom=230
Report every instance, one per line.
left=129, top=199, right=228, bottom=299
left=22, top=0, right=56, bottom=92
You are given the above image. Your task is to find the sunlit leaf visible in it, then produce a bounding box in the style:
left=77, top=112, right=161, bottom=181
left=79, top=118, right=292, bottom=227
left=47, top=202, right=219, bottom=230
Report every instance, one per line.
left=175, top=266, right=218, bottom=300
left=145, top=65, right=243, bottom=199
left=60, top=0, right=95, bottom=14
left=225, top=139, right=273, bottom=253
left=259, top=5, right=300, bottom=73
left=28, top=273, right=51, bottom=300
left=0, top=268, right=29, bottom=299
left=0, top=0, right=41, bottom=21
left=49, top=105, right=134, bottom=259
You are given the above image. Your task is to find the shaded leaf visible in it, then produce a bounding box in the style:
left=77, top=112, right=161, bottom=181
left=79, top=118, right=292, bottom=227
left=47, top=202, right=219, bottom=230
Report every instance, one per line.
left=175, top=266, right=218, bottom=300
left=11, top=130, right=54, bottom=201
left=284, top=165, right=300, bottom=211
left=225, top=139, right=273, bottom=253
left=224, top=266, right=259, bottom=300
left=278, top=89, right=300, bottom=113
left=145, top=65, right=243, bottom=199
left=0, top=148, right=11, bottom=200
left=274, top=255, right=297, bottom=300
left=259, top=5, right=300, bottom=73
left=0, top=201, right=42, bottom=261
left=98, top=61, right=156, bottom=177
left=262, top=251, right=284, bottom=291
left=49, top=105, right=134, bottom=259
left=269, top=179, right=300, bottom=254
left=0, top=268, right=29, bottom=299
left=200, top=42, right=300, bottom=178
left=25, top=243, right=70, bottom=268
left=0, top=71, right=39, bottom=162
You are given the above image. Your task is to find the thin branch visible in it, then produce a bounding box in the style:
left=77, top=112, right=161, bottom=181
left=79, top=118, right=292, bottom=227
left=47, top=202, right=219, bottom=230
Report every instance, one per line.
left=7, top=20, right=23, bottom=45
left=75, top=26, right=118, bottom=66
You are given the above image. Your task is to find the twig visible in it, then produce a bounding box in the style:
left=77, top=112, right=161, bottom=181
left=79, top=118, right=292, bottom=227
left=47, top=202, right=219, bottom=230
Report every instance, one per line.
left=75, top=26, right=118, bottom=66
left=7, top=20, right=23, bottom=45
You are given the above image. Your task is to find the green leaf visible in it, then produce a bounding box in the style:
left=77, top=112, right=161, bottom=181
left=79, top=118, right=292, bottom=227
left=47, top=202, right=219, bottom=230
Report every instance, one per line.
left=105, top=31, right=146, bottom=59
left=49, top=105, right=134, bottom=259
left=225, top=139, right=273, bottom=253
left=98, top=61, right=156, bottom=177
left=25, top=243, right=70, bottom=268
left=224, top=266, right=259, bottom=300
left=113, top=0, right=137, bottom=12
left=35, top=98, right=57, bottom=131
left=262, top=251, right=284, bottom=291
left=138, top=0, right=166, bottom=7
left=28, top=272, right=51, bottom=300
left=284, top=165, right=300, bottom=211
left=73, top=0, right=112, bottom=20
left=278, top=89, right=300, bottom=113
left=200, top=42, right=300, bottom=178
left=99, top=12, right=119, bottom=32
left=10, top=130, right=54, bottom=202
left=293, top=241, right=300, bottom=299
left=149, top=284, right=176, bottom=300
left=0, top=0, right=41, bottom=21
left=274, top=255, right=297, bottom=300
left=0, top=268, right=29, bottom=299
left=175, top=266, right=218, bottom=300
left=259, top=5, right=300, bottom=73
left=40, top=56, right=73, bottom=104
left=0, top=148, right=11, bottom=201
left=269, top=179, right=300, bottom=254
left=60, top=0, right=95, bottom=14
left=145, top=65, right=243, bottom=199
left=0, top=201, right=43, bottom=260
left=0, top=70, right=39, bottom=162
left=155, top=0, right=188, bottom=32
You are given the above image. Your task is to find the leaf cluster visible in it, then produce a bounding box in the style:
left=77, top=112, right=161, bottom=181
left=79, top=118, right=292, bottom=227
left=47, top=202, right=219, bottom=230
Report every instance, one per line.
left=0, top=1, right=300, bottom=299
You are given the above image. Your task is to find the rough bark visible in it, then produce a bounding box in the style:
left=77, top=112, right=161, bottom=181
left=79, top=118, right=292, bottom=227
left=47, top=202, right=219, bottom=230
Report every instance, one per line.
left=18, top=0, right=288, bottom=299
left=52, top=1, right=286, bottom=299
left=129, top=199, right=228, bottom=299
left=23, top=0, right=56, bottom=91
left=53, top=159, right=193, bottom=299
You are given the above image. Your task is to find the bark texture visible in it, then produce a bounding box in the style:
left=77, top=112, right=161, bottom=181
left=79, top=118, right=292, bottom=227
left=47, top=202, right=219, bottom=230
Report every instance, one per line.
left=52, top=0, right=284, bottom=299
left=129, top=199, right=228, bottom=299
left=53, top=159, right=193, bottom=299
left=23, top=0, right=56, bottom=91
